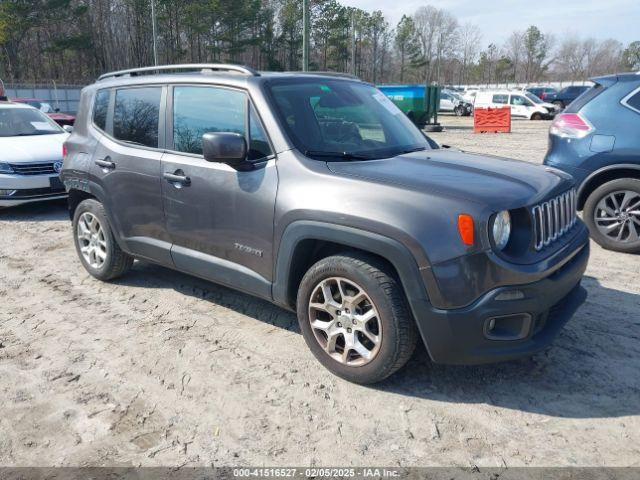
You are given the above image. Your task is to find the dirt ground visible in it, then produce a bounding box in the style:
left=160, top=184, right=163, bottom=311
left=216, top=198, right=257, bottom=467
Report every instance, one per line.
left=1, top=117, right=639, bottom=468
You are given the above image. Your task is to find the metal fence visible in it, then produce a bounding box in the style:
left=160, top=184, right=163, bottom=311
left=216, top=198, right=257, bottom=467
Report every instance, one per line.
left=3, top=83, right=85, bottom=114
left=450, top=80, right=593, bottom=90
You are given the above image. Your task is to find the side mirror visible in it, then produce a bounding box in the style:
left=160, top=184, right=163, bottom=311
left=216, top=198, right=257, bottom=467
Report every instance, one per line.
left=202, top=132, right=247, bottom=166
left=63, top=125, right=73, bottom=133
left=54, top=108, right=60, bottom=113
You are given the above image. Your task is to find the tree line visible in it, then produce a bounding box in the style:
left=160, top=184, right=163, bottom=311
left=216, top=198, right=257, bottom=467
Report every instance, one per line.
left=1, top=0, right=638, bottom=85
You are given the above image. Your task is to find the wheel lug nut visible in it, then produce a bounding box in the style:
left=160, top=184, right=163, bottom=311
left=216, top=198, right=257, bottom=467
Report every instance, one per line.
left=337, top=322, right=342, bottom=327
left=347, top=328, right=352, bottom=333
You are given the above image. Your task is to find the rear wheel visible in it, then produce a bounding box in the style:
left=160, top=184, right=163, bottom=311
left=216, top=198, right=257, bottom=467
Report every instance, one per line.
left=296, top=252, right=418, bottom=384
left=583, top=178, right=640, bottom=254
left=72, top=199, right=134, bottom=280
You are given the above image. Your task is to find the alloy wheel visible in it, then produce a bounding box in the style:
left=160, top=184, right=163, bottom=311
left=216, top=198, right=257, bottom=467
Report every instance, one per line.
left=594, top=190, right=640, bottom=243
left=77, top=212, right=108, bottom=269
left=308, top=277, right=382, bottom=366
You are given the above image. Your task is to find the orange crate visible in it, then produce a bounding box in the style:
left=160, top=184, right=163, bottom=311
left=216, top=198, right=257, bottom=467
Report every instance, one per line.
left=474, top=107, right=511, bottom=133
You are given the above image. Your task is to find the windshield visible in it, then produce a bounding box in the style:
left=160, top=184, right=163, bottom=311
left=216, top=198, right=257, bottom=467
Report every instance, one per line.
left=525, top=92, right=543, bottom=104
left=0, top=107, right=64, bottom=137
left=267, top=79, right=431, bottom=160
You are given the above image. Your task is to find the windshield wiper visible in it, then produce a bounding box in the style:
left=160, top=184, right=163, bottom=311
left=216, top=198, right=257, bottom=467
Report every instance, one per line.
left=304, top=150, right=376, bottom=161
left=15, top=132, right=57, bottom=136
left=398, top=146, right=428, bottom=154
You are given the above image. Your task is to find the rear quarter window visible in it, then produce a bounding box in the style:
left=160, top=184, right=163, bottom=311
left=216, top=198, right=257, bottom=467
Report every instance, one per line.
left=623, top=88, right=640, bottom=114
left=92, top=89, right=110, bottom=131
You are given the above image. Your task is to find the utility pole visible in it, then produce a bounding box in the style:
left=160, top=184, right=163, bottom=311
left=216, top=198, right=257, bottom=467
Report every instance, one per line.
left=302, top=0, right=310, bottom=71
left=151, top=0, right=159, bottom=66
left=351, top=13, right=356, bottom=75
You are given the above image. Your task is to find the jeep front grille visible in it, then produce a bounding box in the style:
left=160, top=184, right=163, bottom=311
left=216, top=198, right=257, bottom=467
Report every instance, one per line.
left=532, top=189, right=577, bottom=251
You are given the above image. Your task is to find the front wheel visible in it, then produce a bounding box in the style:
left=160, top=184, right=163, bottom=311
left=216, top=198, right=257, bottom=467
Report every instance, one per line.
left=531, top=112, right=543, bottom=120
left=583, top=178, right=640, bottom=254
left=72, top=199, right=134, bottom=280
left=454, top=106, right=463, bottom=117
left=296, top=253, right=418, bottom=384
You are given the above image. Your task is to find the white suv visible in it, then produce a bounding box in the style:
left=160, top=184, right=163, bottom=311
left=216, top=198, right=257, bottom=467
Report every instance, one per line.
left=474, top=90, right=553, bottom=120
left=0, top=102, right=69, bottom=207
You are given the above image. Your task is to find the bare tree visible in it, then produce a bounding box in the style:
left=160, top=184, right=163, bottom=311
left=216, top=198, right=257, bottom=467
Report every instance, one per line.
left=457, top=22, right=481, bottom=84
left=413, top=5, right=458, bottom=83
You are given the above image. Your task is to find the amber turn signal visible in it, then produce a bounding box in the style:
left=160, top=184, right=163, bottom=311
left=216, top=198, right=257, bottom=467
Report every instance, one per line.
left=458, top=214, right=475, bottom=246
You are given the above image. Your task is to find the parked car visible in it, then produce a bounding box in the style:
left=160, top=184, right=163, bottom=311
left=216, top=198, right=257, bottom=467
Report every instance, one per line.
left=61, top=64, right=589, bottom=384
left=0, top=101, right=69, bottom=207
left=526, top=86, right=558, bottom=103
left=439, top=89, right=472, bottom=116
left=544, top=72, right=640, bottom=253
left=524, top=91, right=560, bottom=116
left=553, top=85, right=591, bottom=109
left=438, top=90, right=457, bottom=113
left=474, top=90, right=552, bottom=120
left=12, top=97, right=76, bottom=126
left=461, top=88, right=480, bottom=104
left=448, top=90, right=473, bottom=116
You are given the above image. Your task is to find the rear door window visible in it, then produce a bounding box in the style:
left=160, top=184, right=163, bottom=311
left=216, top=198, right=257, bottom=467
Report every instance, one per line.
left=492, top=94, right=508, bottom=104
left=113, top=87, right=162, bottom=148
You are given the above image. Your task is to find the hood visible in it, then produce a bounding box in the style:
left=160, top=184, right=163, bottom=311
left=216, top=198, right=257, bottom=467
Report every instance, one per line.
left=541, top=102, right=558, bottom=110
left=0, top=133, right=68, bottom=164
left=327, top=149, right=573, bottom=211
left=48, top=112, right=76, bottom=121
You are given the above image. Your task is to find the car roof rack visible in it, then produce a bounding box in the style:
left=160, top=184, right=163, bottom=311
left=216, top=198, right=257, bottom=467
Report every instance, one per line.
left=285, top=71, right=360, bottom=80
left=98, top=64, right=260, bottom=81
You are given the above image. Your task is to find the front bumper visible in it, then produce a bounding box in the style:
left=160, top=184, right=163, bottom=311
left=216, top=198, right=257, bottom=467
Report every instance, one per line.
left=0, top=173, right=66, bottom=207
left=413, top=240, right=589, bottom=365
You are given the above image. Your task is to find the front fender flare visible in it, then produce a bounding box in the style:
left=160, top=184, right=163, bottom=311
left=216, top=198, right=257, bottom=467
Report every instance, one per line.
left=272, top=220, right=434, bottom=311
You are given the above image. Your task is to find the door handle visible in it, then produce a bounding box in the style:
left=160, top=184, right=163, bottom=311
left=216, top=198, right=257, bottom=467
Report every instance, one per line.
left=163, top=171, right=191, bottom=187
left=95, top=158, right=116, bottom=170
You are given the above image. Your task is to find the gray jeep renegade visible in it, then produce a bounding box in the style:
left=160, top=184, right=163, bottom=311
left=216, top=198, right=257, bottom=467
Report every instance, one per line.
left=61, top=64, right=590, bottom=384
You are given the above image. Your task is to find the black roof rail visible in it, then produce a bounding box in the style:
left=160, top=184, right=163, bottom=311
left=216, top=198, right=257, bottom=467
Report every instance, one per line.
left=285, top=71, right=360, bottom=80
left=98, top=64, right=260, bottom=81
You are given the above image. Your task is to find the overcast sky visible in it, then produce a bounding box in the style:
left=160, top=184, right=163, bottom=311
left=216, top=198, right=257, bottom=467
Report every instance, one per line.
left=339, top=0, right=638, bottom=46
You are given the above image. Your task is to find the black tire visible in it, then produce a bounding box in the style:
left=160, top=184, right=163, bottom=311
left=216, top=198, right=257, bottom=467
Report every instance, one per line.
left=553, top=100, right=564, bottom=109
left=454, top=106, right=463, bottom=117
left=531, top=112, right=543, bottom=120
left=296, top=252, right=418, bottom=384
left=583, top=178, right=640, bottom=254
left=72, top=198, right=134, bottom=280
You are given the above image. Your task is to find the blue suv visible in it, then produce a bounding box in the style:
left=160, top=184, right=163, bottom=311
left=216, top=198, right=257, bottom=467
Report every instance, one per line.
left=545, top=72, right=640, bottom=253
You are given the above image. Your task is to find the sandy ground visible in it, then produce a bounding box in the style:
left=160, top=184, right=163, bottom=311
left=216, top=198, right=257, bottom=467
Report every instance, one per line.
left=1, top=117, right=640, bottom=468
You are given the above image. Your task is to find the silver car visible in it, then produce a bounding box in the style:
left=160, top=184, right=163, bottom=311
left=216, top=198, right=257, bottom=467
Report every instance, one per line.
left=0, top=102, right=69, bottom=207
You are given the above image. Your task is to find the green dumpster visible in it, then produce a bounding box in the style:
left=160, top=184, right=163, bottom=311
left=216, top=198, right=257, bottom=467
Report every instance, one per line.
left=377, top=84, right=443, bottom=131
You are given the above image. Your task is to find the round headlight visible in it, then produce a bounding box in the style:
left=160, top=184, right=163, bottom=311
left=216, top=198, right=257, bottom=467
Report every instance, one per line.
left=492, top=210, right=511, bottom=250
